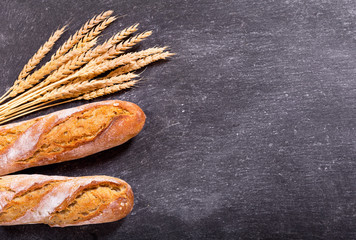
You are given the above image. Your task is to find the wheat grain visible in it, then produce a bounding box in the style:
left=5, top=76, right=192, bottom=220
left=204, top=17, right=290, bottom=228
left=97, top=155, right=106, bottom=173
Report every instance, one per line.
left=107, top=51, right=173, bottom=77
left=77, top=47, right=165, bottom=82
left=41, top=73, right=138, bottom=102
left=105, top=31, right=152, bottom=58
left=103, top=23, right=139, bottom=47
left=78, top=80, right=138, bottom=100
left=51, top=10, right=112, bottom=61
left=75, top=16, right=117, bottom=49
left=86, top=23, right=139, bottom=59
left=86, top=31, right=152, bottom=69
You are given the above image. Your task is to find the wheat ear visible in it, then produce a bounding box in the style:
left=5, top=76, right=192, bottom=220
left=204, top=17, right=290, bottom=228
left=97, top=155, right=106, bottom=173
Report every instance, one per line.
left=106, top=31, right=153, bottom=57
left=107, top=51, right=174, bottom=77
left=33, top=39, right=98, bottom=90
left=0, top=26, right=66, bottom=102
left=1, top=47, right=167, bottom=115
left=39, top=23, right=139, bottom=87
left=1, top=40, right=96, bottom=112
left=87, top=31, right=152, bottom=68
left=87, top=23, right=139, bottom=59
left=0, top=11, right=174, bottom=125
left=40, top=73, right=138, bottom=103
left=8, top=46, right=83, bottom=98
left=17, top=26, right=67, bottom=83
left=22, top=48, right=168, bottom=105
left=79, top=81, right=138, bottom=100
left=75, top=16, right=117, bottom=49
left=51, top=24, right=136, bottom=75
left=36, top=47, right=163, bottom=95
left=78, top=46, right=163, bottom=80
left=51, top=10, right=113, bottom=61
left=99, top=23, right=139, bottom=50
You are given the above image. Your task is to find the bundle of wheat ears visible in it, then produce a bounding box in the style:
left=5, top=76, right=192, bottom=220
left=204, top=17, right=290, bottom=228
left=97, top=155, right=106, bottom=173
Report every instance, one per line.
left=0, top=10, right=173, bottom=125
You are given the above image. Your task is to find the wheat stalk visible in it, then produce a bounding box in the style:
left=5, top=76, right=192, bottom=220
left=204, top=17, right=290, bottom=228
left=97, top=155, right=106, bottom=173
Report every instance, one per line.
left=0, top=10, right=173, bottom=124
left=0, top=99, right=75, bottom=125
left=0, top=74, right=138, bottom=119
left=0, top=81, right=138, bottom=125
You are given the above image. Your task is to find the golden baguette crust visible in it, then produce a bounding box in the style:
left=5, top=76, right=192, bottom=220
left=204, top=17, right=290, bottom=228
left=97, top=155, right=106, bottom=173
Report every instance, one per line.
left=0, top=174, right=134, bottom=227
left=0, top=100, right=146, bottom=175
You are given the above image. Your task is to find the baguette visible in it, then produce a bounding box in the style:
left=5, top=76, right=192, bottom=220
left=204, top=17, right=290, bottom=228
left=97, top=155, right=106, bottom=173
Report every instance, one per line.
left=0, top=174, right=134, bottom=227
left=0, top=100, right=145, bottom=175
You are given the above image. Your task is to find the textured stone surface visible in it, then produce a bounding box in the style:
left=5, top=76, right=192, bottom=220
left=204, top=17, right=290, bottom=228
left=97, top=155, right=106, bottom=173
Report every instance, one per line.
left=0, top=0, right=355, bottom=239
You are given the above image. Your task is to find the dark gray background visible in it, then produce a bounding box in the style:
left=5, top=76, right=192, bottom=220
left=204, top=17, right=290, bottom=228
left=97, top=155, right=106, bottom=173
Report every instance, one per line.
left=0, top=0, right=355, bottom=239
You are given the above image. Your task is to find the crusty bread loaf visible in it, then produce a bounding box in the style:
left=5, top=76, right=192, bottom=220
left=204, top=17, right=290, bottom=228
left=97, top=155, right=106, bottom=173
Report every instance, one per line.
left=0, top=100, right=145, bottom=175
left=0, top=174, right=134, bottom=227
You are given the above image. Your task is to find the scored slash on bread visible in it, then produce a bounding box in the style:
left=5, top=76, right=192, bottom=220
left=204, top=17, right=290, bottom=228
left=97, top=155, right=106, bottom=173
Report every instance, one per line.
left=0, top=174, right=134, bottom=227
left=0, top=100, right=146, bottom=176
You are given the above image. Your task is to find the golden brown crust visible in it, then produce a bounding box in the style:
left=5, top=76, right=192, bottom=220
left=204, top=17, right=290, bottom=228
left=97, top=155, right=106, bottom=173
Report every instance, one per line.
left=0, top=174, right=134, bottom=227
left=0, top=119, right=38, bottom=152
left=0, top=100, right=145, bottom=175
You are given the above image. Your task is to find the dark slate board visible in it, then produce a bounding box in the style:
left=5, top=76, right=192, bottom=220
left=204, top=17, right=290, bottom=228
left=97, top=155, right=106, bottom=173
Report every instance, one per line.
left=0, top=0, right=355, bottom=239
